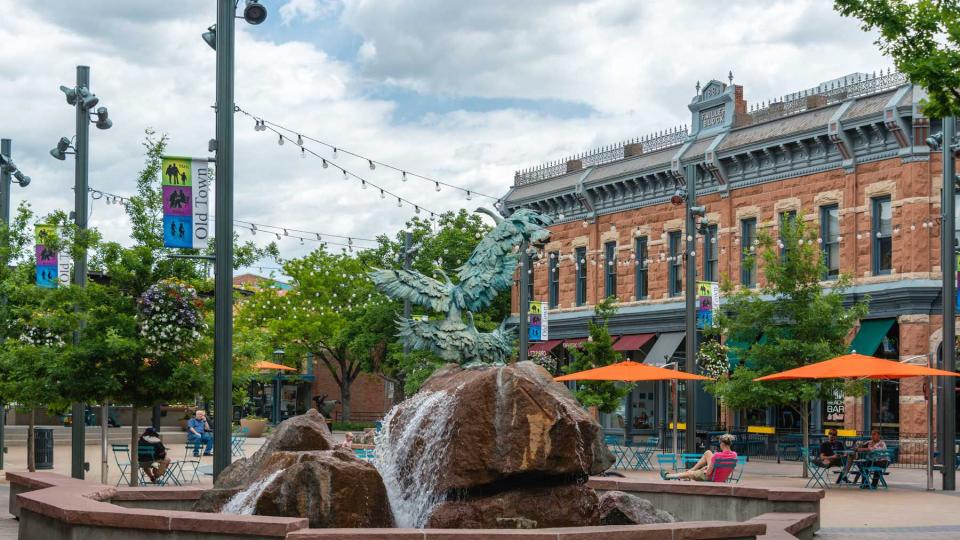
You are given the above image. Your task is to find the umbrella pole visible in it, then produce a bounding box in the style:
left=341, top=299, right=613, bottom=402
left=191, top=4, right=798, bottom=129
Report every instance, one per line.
left=673, top=365, right=679, bottom=464
left=928, top=352, right=935, bottom=491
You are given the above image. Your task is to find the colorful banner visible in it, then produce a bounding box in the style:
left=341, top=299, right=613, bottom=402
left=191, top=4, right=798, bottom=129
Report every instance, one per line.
left=35, top=225, right=71, bottom=288
left=161, top=156, right=210, bottom=249
left=695, top=281, right=720, bottom=329
left=528, top=301, right=547, bottom=341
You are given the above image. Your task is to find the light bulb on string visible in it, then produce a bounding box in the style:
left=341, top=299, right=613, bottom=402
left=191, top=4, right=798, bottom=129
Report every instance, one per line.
left=397, top=197, right=402, bottom=208
left=361, top=180, right=367, bottom=189
left=322, top=159, right=328, bottom=169
left=380, top=189, right=385, bottom=199
left=332, top=147, right=338, bottom=159
left=435, top=182, right=441, bottom=192
left=415, top=206, right=421, bottom=214
left=300, top=147, right=305, bottom=158
left=402, top=171, right=408, bottom=182
left=343, top=170, right=348, bottom=180
left=278, top=134, right=284, bottom=146
left=466, top=191, right=472, bottom=201
left=368, top=160, right=376, bottom=170
left=296, top=134, right=303, bottom=146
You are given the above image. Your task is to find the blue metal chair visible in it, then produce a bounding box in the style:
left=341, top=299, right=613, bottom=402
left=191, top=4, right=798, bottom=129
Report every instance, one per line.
left=709, top=457, right=738, bottom=483
left=859, top=450, right=891, bottom=490
left=111, top=444, right=136, bottom=487
left=629, top=437, right=658, bottom=471
left=137, top=445, right=180, bottom=486
left=605, top=434, right=628, bottom=469
left=729, top=456, right=747, bottom=483
left=656, top=453, right=677, bottom=474
left=802, top=448, right=829, bottom=489
left=680, top=453, right=702, bottom=471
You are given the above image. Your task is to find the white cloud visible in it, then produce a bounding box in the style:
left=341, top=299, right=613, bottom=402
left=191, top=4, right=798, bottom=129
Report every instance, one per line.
left=1, top=0, right=890, bottom=271
left=279, top=0, right=336, bottom=25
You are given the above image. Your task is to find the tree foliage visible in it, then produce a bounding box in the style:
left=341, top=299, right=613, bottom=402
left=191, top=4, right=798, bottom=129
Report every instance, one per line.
left=835, top=0, right=960, bottom=117
left=563, top=296, right=630, bottom=413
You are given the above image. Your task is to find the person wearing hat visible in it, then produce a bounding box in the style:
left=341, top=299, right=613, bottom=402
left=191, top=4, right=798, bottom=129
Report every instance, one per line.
left=138, top=427, right=170, bottom=484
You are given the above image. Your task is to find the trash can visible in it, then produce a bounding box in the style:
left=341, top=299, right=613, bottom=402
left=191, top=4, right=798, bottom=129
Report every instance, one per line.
left=34, top=428, right=54, bottom=470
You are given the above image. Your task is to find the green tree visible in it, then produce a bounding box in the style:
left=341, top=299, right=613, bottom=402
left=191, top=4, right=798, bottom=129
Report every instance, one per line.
left=707, top=219, right=867, bottom=475
left=835, top=0, right=960, bottom=117
left=563, top=296, right=631, bottom=413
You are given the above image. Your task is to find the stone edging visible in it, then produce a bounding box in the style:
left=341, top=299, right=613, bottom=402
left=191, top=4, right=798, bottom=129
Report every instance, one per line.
left=6, top=472, right=822, bottom=539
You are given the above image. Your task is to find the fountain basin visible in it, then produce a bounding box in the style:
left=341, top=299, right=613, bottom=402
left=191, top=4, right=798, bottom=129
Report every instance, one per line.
left=7, top=472, right=820, bottom=539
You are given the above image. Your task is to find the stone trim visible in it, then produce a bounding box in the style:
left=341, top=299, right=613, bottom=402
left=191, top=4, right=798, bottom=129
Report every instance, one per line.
left=864, top=180, right=897, bottom=214
left=704, top=212, right=721, bottom=225
left=544, top=240, right=564, bottom=252
left=898, top=314, right=930, bottom=324
left=663, top=218, right=683, bottom=232
left=773, top=197, right=801, bottom=216
left=599, top=229, right=619, bottom=244
left=735, top=205, right=761, bottom=222
left=571, top=235, right=590, bottom=249
left=813, top=189, right=843, bottom=209
left=632, top=225, right=652, bottom=238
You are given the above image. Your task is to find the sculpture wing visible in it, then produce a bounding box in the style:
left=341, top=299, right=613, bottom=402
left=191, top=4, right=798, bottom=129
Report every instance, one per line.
left=397, top=316, right=475, bottom=363
left=370, top=268, right=452, bottom=313
left=457, top=208, right=553, bottom=311
left=475, top=320, right=516, bottom=364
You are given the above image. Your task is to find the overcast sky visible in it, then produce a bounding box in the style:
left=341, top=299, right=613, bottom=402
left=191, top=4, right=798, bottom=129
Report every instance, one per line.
left=0, top=0, right=888, bottom=273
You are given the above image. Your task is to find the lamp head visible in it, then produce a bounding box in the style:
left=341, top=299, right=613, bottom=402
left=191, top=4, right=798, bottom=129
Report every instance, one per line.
left=670, top=188, right=686, bottom=206
left=243, top=0, right=268, bottom=25
left=50, top=137, right=71, bottom=161
left=927, top=131, right=943, bottom=150
left=59, top=85, right=77, bottom=105
left=13, top=171, right=30, bottom=188
left=76, top=87, right=99, bottom=110
left=94, top=107, right=112, bottom=130
left=202, top=25, right=216, bottom=50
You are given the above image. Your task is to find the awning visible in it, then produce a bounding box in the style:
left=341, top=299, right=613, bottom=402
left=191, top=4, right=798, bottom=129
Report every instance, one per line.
left=642, top=332, right=685, bottom=366
left=848, top=318, right=895, bottom=356
left=612, top=333, right=655, bottom=352
left=529, top=339, right=563, bottom=353
left=563, top=337, right=588, bottom=348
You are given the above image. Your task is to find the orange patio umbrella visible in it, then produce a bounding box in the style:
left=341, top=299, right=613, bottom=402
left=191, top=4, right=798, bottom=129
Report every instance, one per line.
left=556, top=360, right=711, bottom=458
left=555, top=360, right=711, bottom=382
left=253, top=360, right=297, bottom=371
left=753, top=353, right=957, bottom=381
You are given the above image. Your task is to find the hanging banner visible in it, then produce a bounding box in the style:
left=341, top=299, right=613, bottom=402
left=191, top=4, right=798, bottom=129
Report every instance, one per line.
left=528, top=301, right=546, bottom=341
left=696, top=281, right=720, bottom=329
left=35, top=225, right=58, bottom=288
left=35, top=225, right=73, bottom=288
left=161, top=156, right=210, bottom=249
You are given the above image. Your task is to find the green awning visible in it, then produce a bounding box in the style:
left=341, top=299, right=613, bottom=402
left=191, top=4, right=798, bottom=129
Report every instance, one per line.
left=848, top=318, right=895, bottom=356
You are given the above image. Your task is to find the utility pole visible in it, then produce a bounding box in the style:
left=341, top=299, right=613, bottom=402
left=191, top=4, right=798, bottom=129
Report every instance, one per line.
left=942, top=116, right=956, bottom=491
left=213, top=0, right=236, bottom=479
left=518, top=241, right=530, bottom=362
left=684, top=164, right=699, bottom=454
left=72, top=65, right=92, bottom=480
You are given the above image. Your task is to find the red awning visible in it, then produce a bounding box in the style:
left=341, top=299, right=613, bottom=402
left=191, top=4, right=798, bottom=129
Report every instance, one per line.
left=612, top=333, right=655, bottom=352
left=563, top=337, right=588, bottom=348
left=529, top=339, right=564, bottom=353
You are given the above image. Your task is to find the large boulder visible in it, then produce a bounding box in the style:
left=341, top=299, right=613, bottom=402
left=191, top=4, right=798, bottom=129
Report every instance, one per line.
left=215, top=408, right=336, bottom=490
left=193, top=411, right=394, bottom=528
left=384, top=361, right=613, bottom=494
left=425, top=483, right=600, bottom=529
left=597, top=491, right=676, bottom=525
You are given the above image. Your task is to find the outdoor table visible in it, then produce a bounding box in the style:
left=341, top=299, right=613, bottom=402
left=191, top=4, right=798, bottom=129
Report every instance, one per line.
left=833, top=450, right=855, bottom=485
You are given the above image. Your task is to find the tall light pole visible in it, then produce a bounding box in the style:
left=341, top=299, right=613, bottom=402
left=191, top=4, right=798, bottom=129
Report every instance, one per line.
left=207, top=0, right=267, bottom=479
left=940, top=117, right=956, bottom=491
left=0, top=138, right=31, bottom=470
left=683, top=164, right=703, bottom=454
left=52, top=66, right=112, bottom=480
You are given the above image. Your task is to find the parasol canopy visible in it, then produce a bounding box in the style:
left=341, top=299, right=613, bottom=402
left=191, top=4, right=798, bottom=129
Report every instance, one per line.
left=253, top=360, right=297, bottom=371
left=753, top=353, right=956, bottom=381
left=555, top=360, right=712, bottom=382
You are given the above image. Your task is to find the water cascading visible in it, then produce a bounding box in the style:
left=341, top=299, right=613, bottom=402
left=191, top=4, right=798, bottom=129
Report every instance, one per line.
left=374, top=389, right=458, bottom=528
left=222, top=468, right=285, bottom=515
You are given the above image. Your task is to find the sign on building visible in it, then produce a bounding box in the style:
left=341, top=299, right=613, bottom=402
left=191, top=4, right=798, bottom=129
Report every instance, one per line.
left=696, top=281, right=720, bottom=329
left=161, top=156, right=210, bottom=250
left=528, top=301, right=548, bottom=341
left=826, top=388, right=845, bottom=424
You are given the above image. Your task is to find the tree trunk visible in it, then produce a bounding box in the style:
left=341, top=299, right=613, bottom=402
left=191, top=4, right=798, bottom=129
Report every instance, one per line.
left=26, top=408, right=35, bottom=473
left=130, top=407, right=139, bottom=487
left=340, top=384, right=352, bottom=423
left=801, top=403, right=809, bottom=479
left=100, top=402, right=109, bottom=485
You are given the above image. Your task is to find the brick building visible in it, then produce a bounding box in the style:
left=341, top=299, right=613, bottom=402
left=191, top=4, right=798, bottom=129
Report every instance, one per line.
left=502, top=70, right=958, bottom=448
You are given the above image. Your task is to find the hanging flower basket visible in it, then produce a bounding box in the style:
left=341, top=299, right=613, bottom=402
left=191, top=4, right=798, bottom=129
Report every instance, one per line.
left=137, top=279, right=206, bottom=356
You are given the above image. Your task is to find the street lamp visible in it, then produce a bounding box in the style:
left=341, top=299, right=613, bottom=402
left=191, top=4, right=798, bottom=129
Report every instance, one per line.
left=206, top=0, right=270, bottom=479
left=52, top=65, right=113, bottom=480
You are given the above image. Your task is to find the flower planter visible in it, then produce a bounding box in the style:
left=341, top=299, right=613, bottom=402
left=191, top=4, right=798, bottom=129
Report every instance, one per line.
left=241, top=417, right=267, bottom=438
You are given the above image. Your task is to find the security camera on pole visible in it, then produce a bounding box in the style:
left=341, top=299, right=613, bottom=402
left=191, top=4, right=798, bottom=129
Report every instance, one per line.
left=205, top=0, right=267, bottom=479
left=1, top=138, right=31, bottom=470
left=50, top=65, right=113, bottom=480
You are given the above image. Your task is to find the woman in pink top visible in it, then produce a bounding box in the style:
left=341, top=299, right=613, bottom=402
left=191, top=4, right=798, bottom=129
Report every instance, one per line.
left=661, top=433, right=737, bottom=482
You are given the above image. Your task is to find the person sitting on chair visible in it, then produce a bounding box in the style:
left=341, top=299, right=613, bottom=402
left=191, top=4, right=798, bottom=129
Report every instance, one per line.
left=138, top=427, right=170, bottom=484
left=187, top=410, right=214, bottom=457
left=661, top=433, right=737, bottom=482
left=856, top=430, right=888, bottom=487
left=815, top=429, right=845, bottom=469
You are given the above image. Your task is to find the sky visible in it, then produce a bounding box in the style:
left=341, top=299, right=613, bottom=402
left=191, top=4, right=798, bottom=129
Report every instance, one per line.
left=0, top=0, right=889, bottom=275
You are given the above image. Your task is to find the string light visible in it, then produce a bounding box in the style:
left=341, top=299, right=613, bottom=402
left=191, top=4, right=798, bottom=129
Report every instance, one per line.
left=235, top=106, right=497, bottom=201
left=278, top=134, right=284, bottom=146
left=322, top=159, right=328, bottom=169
